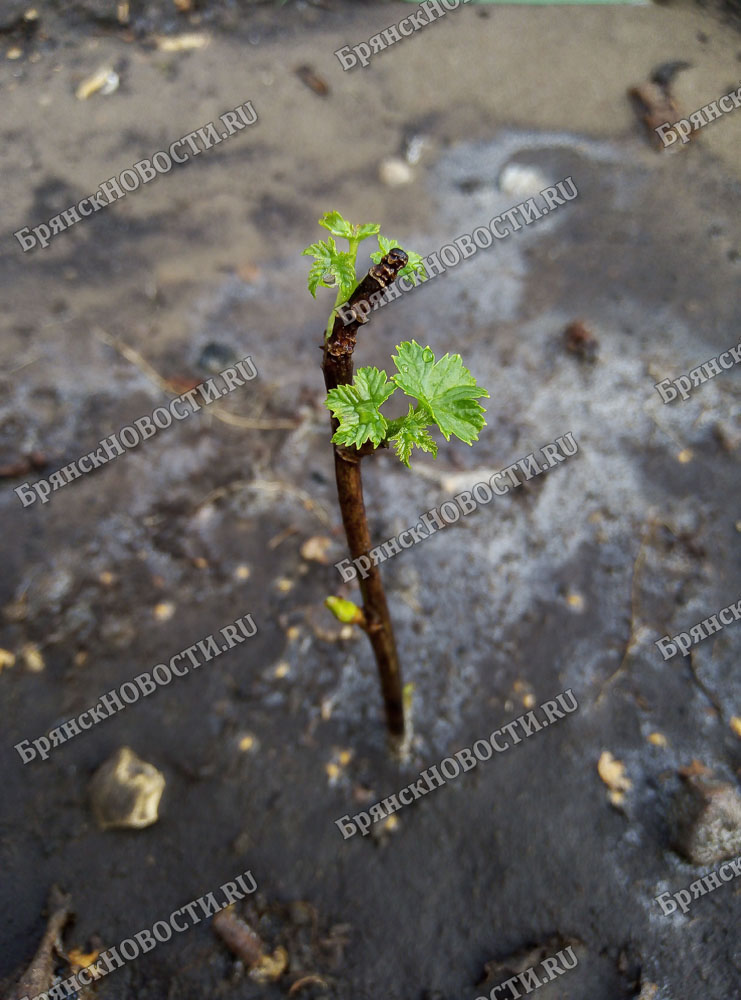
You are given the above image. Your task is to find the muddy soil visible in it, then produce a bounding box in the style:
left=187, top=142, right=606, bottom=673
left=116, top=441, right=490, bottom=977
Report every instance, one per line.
left=1, top=3, right=740, bottom=999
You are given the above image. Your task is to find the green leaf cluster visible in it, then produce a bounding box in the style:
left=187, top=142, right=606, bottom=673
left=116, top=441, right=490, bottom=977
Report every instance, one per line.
left=302, top=211, right=425, bottom=307
left=304, top=213, right=488, bottom=467
left=326, top=340, right=489, bottom=467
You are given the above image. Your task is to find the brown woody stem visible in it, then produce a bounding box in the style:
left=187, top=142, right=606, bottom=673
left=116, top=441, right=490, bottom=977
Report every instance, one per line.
left=321, top=249, right=408, bottom=738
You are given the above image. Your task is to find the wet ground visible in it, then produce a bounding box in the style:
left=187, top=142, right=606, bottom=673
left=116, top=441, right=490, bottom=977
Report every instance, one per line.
left=1, top=2, right=740, bottom=999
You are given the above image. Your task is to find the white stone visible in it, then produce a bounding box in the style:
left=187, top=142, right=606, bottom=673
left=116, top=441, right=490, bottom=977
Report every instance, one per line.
left=498, top=163, right=549, bottom=197
left=89, top=746, right=165, bottom=830
left=379, top=157, right=413, bottom=187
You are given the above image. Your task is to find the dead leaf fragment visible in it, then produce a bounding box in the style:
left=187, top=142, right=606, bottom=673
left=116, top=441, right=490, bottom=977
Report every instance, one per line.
left=628, top=82, right=682, bottom=149
left=154, top=33, right=209, bottom=52
left=68, top=947, right=102, bottom=979
left=637, top=983, right=659, bottom=1000
left=251, top=946, right=288, bottom=983
left=21, top=643, right=45, bottom=672
left=3, top=595, right=28, bottom=622
left=295, top=64, right=329, bottom=97
left=371, top=813, right=400, bottom=844
left=153, top=601, right=175, bottom=622
left=678, top=759, right=713, bottom=778
left=598, top=750, right=632, bottom=806
left=566, top=591, right=585, bottom=611
left=289, top=975, right=329, bottom=996
left=564, top=321, right=598, bottom=362
left=0, top=451, right=48, bottom=478
left=325, top=747, right=353, bottom=786
left=237, top=262, right=261, bottom=284
left=76, top=67, right=119, bottom=100
left=0, top=648, right=16, bottom=672
left=300, top=535, right=332, bottom=564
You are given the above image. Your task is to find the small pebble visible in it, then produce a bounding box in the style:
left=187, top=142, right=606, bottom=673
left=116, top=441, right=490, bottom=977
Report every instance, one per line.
left=671, top=775, right=741, bottom=865
left=498, top=163, right=549, bottom=197
left=21, top=643, right=44, bottom=672
left=198, top=341, right=235, bottom=374
left=325, top=762, right=341, bottom=783
left=404, top=134, right=428, bottom=165
left=372, top=813, right=400, bottom=843
left=637, top=984, right=659, bottom=1000
left=379, top=157, right=413, bottom=187
left=89, top=747, right=165, bottom=831
left=153, top=601, right=175, bottom=622
left=3, top=597, right=28, bottom=622
left=0, top=648, right=16, bottom=671
left=300, top=536, right=332, bottom=565
left=648, top=732, right=667, bottom=747
left=155, top=33, right=209, bottom=52
left=597, top=751, right=632, bottom=807
left=564, top=320, right=598, bottom=362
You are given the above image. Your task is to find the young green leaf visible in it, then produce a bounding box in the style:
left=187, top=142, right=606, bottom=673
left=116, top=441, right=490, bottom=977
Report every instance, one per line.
left=319, top=210, right=354, bottom=240
left=398, top=249, right=427, bottom=286
left=372, top=234, right=398, bottom=259
left=330, top=250, right=357, bottom=301
left=355, top=222, right=381, bottom=241
left=386, top=405, right=438, bottom=467
left=302, top=237, right=356, bottom=300
left=326, top=367, right=396, bottom=449
left=302, top=237, right=337, bottom=298
left=391, top=340, right=489, bottom=444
